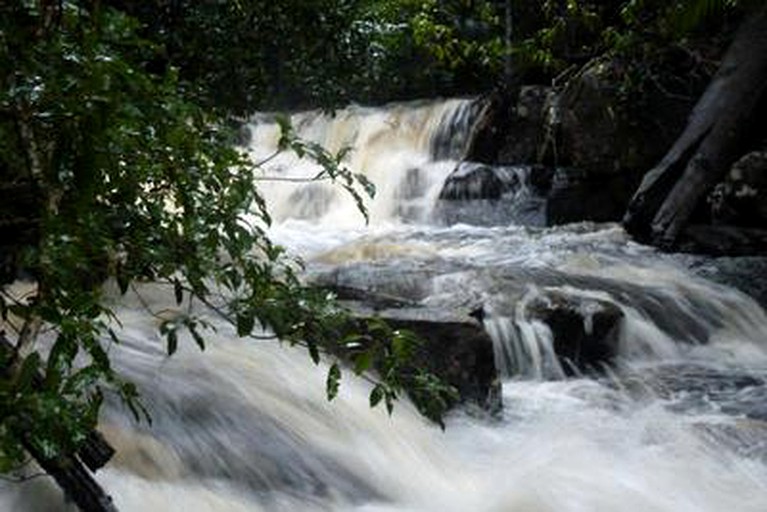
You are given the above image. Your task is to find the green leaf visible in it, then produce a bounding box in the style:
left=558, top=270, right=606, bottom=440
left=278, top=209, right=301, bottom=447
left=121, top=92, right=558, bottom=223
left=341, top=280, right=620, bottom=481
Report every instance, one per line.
left=370, top=385, right=384, bottom=408
left=307, top=339, right=320, bottom=365
left=117, top=273, right=130, bottom=295
left=174, top=278, right=183, bottom=305
left=326, top=362, right=341, bottom=401
left=353, top=348, right=375, bottom=375
left=64, top=366, right=102, bottom=395
left=16, top=352, right=41, bottom=392
left=385, top=393, right=394, bottom=415
left=391, top=329, right=419, bottom=360
left=189, top=323, right=206, bottom=351
left=355, top=173, right=376, bottom=198
left=45, top=335, right=77, bottom=389
left=107, top=328, right=121, bottom=345
left=236, top=312, right=255, bottom=336
left=167, top=329, right=178, bottom=355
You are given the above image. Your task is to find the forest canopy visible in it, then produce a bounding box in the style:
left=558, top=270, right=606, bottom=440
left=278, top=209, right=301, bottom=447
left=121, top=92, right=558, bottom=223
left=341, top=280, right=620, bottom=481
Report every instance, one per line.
left=0, top=0, right=763, bottom=509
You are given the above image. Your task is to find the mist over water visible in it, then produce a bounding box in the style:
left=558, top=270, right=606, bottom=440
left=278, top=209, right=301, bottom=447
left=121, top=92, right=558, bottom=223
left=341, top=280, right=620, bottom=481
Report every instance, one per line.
left=4, top=99, right=767, bottom=511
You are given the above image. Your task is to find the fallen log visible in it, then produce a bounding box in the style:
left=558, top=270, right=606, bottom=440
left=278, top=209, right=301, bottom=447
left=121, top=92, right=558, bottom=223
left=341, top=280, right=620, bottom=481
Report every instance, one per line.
left=0, top=333, right=118, bottom=511
left=624, top=7, right=767, bottom=245
left=23, top=439, right=119, bottom=512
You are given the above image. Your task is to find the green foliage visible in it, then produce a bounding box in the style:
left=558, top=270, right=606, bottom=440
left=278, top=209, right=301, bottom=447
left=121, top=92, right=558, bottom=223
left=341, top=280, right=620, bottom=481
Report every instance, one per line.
left=511, top=0, right=756, bottom=83
left=350, top=0, right=506, bottom=100
left=112, top=0, right=508, bottom=110
left=338, top=318, right=459, bottom=426
left=0, top=0, right=455, bottom=475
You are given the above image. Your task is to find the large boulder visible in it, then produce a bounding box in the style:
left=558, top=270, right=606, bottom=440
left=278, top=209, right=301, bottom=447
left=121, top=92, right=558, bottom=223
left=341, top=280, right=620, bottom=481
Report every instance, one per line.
left=323, top=285, right=501, bottom=412
left=525, top=290, right=624, bottom=375
left=465, top=86, right=551, bottom=165
left=433, top=161, right=630, bottom=226
left=459, top=56, right=705, bottom=226
left=556, top=57, right=693, bottom=176
left=709, top=150, right=767, bottom=228
left=689, top=255, right=767, bottom=309
left=438, top=162, right=514, bottom=200
left=434, top=162, right=551, bottom=226
left=545, top=167, right=641, bottom=224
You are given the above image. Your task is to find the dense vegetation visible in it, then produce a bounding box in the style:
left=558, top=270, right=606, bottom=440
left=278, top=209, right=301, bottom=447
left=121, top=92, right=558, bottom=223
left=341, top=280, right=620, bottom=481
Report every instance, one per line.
left=0, top=0, right=763, bottom=507
left=0, top=0, right=460, bottom=480
left=101, top=1, right=760, bottom=111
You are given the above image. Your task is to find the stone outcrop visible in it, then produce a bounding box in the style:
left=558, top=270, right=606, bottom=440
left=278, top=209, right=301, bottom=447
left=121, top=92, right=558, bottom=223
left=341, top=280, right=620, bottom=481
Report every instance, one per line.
left=690, top=256, right=767, bottom=309
left=525, top=291, right=624, bottom=375
left=545, top=167, right=638, bottom=224
left=555, top=58, right=686, bottom=177
left=455, top=56, right=702, bottom=227
left=709, top=150, right=767, bottom=228
left=670, top=149, right=767, bottom=255
left=324, top=285, right=501, bottom=412
left=466, top=86, right=550, bottom=165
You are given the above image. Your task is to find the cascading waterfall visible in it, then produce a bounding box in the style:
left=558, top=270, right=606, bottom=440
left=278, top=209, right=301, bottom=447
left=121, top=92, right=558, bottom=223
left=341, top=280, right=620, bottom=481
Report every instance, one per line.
left=246, top=99, right=478, bottom=226
left=4, top=99, right=767, bottom=512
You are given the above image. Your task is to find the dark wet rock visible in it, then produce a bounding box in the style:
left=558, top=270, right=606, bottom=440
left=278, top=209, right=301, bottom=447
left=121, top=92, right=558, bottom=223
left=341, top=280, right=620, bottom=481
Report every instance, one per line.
left=556, top=57, right=692, bottom=177
left=461, top=55, right=711, bottom=228
left=434, top=162, right=632, bottom=227
left=434, top=163, right=551, bottom=226
left=433, top=197, right=548, bottom=227
left=439, top=162, right=553, bottom=201
left=709, top=150, right=767, bottom=228
left=468, top=58, right=691, bottom=180
left=624, top=363, right=767, bottom=420
left=310, top=259, right=459, bottom=304
left=311, top=263, right=500, bottom=409
left=321, top=284, right=417, bottom=309
left=546, top=167, right=639, bottom=224
left=690, top=256, right=767, bottom=309
left=677, top=224, right=767, bottom=256
left=525, top=291, right=624, bottom=375
left=439, top=162, right=512, bottom=200
left=373, top=307, right=500, bottom=412
left=326, top=286, right=500, bottom=412
left=465, top=86, right=551, bottom=165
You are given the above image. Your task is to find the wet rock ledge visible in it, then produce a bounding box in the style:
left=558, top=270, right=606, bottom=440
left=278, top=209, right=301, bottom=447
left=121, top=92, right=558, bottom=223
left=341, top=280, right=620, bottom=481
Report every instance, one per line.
left=324, top=285, right=501, bottom=413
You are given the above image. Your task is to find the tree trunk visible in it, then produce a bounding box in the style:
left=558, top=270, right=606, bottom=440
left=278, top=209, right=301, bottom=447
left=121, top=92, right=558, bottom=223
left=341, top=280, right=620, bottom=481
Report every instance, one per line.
left=624, top=7, right=767, bottom=245
left=0, top=334, right=117, bottom=511
left=503, top=0, right=513, bottom=86
left=31, top=450, right=119, bottom=512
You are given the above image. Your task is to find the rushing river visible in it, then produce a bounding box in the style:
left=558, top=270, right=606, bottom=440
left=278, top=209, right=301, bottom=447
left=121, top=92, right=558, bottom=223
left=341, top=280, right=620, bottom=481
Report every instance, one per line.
left=3, top=99, right=767, bottom=511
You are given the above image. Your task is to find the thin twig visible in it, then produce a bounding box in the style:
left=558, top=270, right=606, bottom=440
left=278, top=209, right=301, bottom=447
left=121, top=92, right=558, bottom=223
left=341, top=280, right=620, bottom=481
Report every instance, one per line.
left=252, top=175, right=331, bottom=183
left=0, top=472, right=49, bottom=483
left=252, top=149, right=282, bottom=168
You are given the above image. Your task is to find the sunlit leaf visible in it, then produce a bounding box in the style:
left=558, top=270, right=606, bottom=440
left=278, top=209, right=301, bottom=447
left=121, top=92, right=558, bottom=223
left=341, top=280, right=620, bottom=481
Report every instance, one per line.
left=326, top=362, right=341, bottom=401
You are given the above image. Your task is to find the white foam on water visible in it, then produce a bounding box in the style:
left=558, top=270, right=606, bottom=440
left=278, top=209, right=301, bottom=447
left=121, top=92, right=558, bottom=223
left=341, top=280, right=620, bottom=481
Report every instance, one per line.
left=5, top=99, right=767, bottom=512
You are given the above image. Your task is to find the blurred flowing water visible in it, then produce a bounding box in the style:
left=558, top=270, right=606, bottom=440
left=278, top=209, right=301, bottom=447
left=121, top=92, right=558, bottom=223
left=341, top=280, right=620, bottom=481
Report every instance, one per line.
left=4, top=99, right=767, bottom=511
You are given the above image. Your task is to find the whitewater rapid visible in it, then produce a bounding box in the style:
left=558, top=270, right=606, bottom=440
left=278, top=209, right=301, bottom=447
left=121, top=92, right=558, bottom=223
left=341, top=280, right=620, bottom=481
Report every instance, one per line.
left=3, top=99, right=767, bottom=512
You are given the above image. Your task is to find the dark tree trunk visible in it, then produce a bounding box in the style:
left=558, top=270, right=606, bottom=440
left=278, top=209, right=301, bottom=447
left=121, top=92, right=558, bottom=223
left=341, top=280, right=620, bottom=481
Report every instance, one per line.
left=30, top=451, right=119, bottom=512
left=0, top=334, right=117, bottom=511
left=624, top=7, right=767, bottom=246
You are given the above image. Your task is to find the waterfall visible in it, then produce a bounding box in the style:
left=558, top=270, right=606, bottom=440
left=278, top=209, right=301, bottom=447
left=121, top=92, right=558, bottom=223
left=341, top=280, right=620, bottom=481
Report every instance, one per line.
left=245, top=99, right=478, bottom=227
left=4, top=99, right=767, bottom=512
